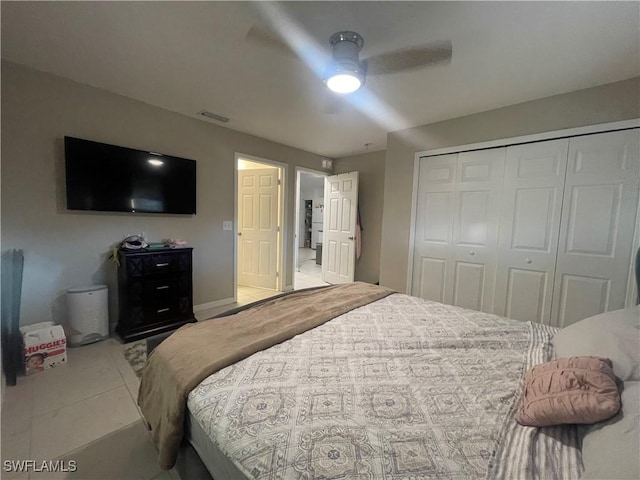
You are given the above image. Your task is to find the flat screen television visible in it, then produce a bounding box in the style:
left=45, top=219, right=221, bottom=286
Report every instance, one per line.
left=65, top=136, right=196, bottom=214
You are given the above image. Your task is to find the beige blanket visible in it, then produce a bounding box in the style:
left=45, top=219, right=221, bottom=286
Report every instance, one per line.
left=137, top=282, right=395, bottom=469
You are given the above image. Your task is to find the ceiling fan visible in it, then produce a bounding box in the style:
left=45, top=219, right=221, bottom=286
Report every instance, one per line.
left=247, top=27, right=452, bottom=94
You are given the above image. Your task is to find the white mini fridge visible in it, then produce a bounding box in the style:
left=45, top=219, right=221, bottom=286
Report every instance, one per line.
left=67, top=284, right=109, bottom=346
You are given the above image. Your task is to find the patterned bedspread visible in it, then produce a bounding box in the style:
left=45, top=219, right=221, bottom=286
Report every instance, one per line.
left=187, top=293, right=581, bottom=479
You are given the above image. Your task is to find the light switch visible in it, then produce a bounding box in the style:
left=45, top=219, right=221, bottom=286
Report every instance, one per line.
left=223, top=220, right=233, bottom=231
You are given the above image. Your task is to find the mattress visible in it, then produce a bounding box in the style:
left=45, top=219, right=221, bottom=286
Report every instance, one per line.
left=186, top=292, right=582, bottom=479
left=185, top=408, right=247, bottom=480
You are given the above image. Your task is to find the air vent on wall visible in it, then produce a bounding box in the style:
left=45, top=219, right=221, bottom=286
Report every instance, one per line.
left=198, top=110, right=230, bottom=123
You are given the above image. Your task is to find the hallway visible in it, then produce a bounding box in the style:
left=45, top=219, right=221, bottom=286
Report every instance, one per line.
left=231, top=248, right=329, bottom=313
left=295, top=248, right=329, bottom=289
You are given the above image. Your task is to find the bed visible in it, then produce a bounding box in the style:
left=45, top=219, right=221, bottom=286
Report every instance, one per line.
left=138, top=282, right=640, bottom=480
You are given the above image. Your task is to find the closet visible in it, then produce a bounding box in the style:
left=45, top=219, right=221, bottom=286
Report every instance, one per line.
left=411, top=128, right=639, bottom=327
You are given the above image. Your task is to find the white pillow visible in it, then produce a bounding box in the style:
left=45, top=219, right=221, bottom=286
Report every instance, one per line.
left=581, top=381, right=640, bottom=480
left=552, top=306, right=640, bottom=381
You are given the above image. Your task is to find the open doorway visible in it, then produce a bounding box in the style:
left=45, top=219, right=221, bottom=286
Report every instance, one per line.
left=236, top=154, right=286, bottom=305
left=295, top=168, right=330, bottom=289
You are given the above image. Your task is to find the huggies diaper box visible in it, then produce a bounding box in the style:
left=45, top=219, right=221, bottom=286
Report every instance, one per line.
left=20, top=322, right=67, bottom=375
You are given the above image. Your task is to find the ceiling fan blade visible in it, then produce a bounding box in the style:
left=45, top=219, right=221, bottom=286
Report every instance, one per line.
left=364, top=40, right=452, bottom=75
left=245, top=26, right=296, bottom=57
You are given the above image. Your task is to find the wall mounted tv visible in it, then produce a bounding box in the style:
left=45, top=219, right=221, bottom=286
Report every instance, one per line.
left=65, top=136, right=196, bottom=214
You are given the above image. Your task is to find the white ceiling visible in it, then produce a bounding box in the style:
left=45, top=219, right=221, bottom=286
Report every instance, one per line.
left=2, top=2, right=638, bottom=158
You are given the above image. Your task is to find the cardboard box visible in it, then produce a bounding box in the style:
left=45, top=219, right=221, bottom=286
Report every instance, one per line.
left=20, top=322, right=67, bottom=375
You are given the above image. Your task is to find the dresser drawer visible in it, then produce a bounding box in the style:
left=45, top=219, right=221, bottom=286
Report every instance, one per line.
left=120, top=294, right=191, bottom=332
left=143, top=253, right=178, bottom=275
left=143, top=276, right=179, bottom=299
left=123, top=253, right=176, bottom=277
left=143, top=297, right=180, bottom=318
left=143, top=251, right=191, bottom=275
left=123, top=275, right=190, bottom=307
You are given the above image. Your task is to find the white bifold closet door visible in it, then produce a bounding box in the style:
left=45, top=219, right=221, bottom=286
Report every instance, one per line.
left=413, top=127, right=639, bottom=327
left=493, top=139, right=569, bottom=324
left=550, top=129, right=640, bottom=327
left=411, top=148, right=505, bottom=312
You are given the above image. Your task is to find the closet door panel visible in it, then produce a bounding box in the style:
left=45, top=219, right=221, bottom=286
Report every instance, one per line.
left=422, top=192, right=453, bottom=244
left=565, top=184, right=620, bottom=255
left=416, top=257, right=447, bottom=303
left=511, top=188, right=557, bottom=251
left=556, top=274, right=610, bottom=327
left=413, top=149, right=505, bottom=312
left=494, top=139, right=569, bottom=323
left=452, top=148, right=505, bottom=312
left=457, top=191, right=490, bottom=246
left=412, top=154, right=457, bottom=305
left=505, top=268, right=548, bottom=322
left=551, top=129, right=639, bottom=327
left=453, top=261, right=486, bottom=311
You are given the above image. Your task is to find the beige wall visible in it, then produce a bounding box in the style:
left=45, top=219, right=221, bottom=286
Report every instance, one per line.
left=1, top=62, right=330, bottom=328
left=380, top=77, right=640, bottom=291
left=334, top=150, right=385, bottom=284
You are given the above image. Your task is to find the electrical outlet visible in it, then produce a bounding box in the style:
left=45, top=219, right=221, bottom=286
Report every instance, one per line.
left=223, top=221, right=233, bottom=231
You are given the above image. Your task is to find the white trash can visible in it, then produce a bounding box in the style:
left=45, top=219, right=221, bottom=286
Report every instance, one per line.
left=67, top=285, right=109, bottom=347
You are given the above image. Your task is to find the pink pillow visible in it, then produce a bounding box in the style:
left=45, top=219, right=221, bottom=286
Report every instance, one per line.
left=515, top=356, right=621, bottom=427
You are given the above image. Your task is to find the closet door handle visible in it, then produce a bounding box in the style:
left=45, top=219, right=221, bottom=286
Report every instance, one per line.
left=156, top=285, right=170, bottom=290
left=469, top=250, right=475, bottom=256
left=156, top=262, right=169, bottom=267
left=526, top=258, right=532, bottom=264
left=157, top=308, right=170, bottom=313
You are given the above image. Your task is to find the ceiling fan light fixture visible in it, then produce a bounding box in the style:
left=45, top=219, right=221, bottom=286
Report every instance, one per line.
left=326, top=74, right=361, bottom=94
left=325, top=70, right=363, bottom=94
left=323, top=31, right=365, bottom=94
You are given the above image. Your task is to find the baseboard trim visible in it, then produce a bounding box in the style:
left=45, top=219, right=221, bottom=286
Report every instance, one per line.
left=193, top=297, right=235, bottom=312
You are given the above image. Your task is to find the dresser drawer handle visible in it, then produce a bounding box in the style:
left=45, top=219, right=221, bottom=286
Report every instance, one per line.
left=157, top=308, right=170, bottom=313
left=156, top=262, right=170, bottom=267
left=156, top=285, right=170, bottom=290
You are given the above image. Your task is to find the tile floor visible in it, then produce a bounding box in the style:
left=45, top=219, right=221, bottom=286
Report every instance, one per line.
left=1, top=338, right=171, bottom=480
left=0, top=248, right=328, bottom=479
left=294, top=248, right=330, bottom=290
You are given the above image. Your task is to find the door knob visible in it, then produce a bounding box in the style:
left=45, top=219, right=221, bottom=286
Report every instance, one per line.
left=526, top=258, right=532, bottom=264
left=237, top=232, right=242, bottom=236
left=348, top=236, right=355, bottom=240
left=469, top=250, right=475, bottom=256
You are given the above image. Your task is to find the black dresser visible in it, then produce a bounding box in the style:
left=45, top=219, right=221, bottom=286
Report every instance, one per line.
left=116, top=247, right=196, bottom=342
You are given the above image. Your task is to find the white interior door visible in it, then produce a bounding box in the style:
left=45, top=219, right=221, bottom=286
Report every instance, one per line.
left=494, top=139, right=569, bottom=323
left=238, top=168, right=279, bottom=289
left=551, top=129, right=640, bottom=327
left=412, top=148, right=505, bottom=312
left=322, top=172, right=359, bottom=284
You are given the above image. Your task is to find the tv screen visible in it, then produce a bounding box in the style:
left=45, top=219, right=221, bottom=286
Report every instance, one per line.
left=65, top=137, right=196, bottom=214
